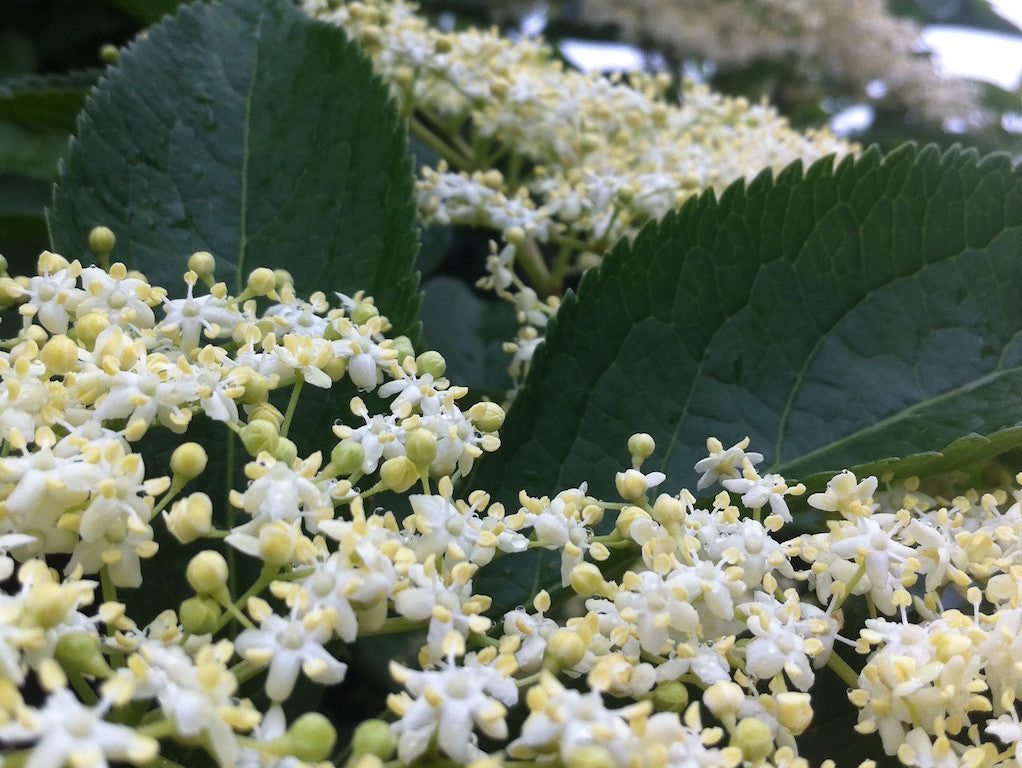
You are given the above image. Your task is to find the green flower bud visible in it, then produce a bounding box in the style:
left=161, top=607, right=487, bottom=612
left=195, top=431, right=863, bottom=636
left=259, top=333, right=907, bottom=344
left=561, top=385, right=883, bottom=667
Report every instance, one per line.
left=99, top=44, right=120, bottom=65
left=415, top=350, right=446, bottom=379
left=351, top=301, right=379, bottom=326
left=285, top=712, right=337, bottom=762
left=404, top=428, right=438, bottom=469
left=241, top=419, right=279, bottom=456
left=180, top=596, right=221, bottom=635
left=247, top=402, right=283, bottom=430
left=54, top=632, right=112, bottom=678
left=350, top=719, right=396, bottom=760
left=731, top=717, right=774, bottom=762
left=652, top=681, right=689, bottom=712
left=272, top=437, right=298, bottom=465
left=331, top=440, right=365, bottom=476
left=324, top=320, right=342, bottom=341
left=566, top=745, right=616, bottom=768
left=390, top=335, right=415, bottom=365
left=88, top=226, right=116, bottom=257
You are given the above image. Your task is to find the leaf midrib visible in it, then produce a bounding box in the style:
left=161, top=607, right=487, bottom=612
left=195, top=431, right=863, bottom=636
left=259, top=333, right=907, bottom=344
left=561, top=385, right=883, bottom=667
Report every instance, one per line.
left=235, top=9, right=263, bottom=294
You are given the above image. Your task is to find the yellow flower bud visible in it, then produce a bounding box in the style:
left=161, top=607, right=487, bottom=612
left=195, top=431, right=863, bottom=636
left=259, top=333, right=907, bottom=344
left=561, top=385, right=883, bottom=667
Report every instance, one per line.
left=774, top=691, right=813, bottom=735
left=246, top=402, right=283, bottom=430
left=543, top=629, right=587, bottom=671
left=468, top=401, right=505, bottom=433
left=615, top=469, right=649, bottom=501
left=171, top=442, right=208, bottom=481
left=570, top=562, right=606, bottom=597
left=628, top=432, right=655, bottom=465
left=258, top=521, right=299, bottom=566
left=704, top=681, right=744, bottom=719
left=246, top=267, right=276, bottom=296
left=188, top=251, right=216, bottom=281
left=186, top=550, right=229, bottom=597
left=164, top=492, right=213, bottom=544
left=39, top=334, right=79, bottom=375
left=74, top=312, right=110, bottom=347
left=88, top=226, right=116, bottom=256
left=380, top=456, right=419, bottom=493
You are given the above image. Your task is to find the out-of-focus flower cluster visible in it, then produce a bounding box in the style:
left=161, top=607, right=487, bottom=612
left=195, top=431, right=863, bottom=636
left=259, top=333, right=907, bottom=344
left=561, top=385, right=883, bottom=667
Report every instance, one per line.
left=303, top=0, right=854, bottom=386
left=4, top=248, right=1022, bottom=768
left=564, top=0, right=981, bottom=126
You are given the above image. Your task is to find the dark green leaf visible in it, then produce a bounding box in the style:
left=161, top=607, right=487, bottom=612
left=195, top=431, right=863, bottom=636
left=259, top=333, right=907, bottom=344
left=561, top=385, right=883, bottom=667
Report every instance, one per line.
left=0, top=70, right=98, bottom=133
left=50, top=0, right=420, bottom=337
left=103, top=0, right=191, bottom=25
left=420, top=276, right=515, bottom=397
left=473, top=144, right=1022, bottom=511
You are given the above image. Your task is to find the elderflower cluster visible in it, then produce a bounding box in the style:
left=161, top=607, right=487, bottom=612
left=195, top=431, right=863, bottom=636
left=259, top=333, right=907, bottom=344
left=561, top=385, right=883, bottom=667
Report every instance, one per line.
left=5, top=248, right=1022, bottom=768
left=303, top=0, right=853, bottom=384
left=574, top=0, right=981, bottom=125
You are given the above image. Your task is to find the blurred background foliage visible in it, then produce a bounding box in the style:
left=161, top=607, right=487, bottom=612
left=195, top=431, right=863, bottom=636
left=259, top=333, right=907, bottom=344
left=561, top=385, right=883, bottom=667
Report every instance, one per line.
left=1, top=0, right=1020, bottom=279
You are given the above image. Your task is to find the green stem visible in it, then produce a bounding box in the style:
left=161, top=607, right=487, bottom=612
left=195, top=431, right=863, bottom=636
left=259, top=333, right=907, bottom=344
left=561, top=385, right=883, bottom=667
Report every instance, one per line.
left=68, top=670, right=98, bottom=705
left=151, top=478, right=185, bottom=519
left=136, top=718, right=178, bottom=740
left=279, top=374, right=304, bottom=439
left=516, top=236, right=554, bottom=296
left=215, top=592, right=257, bottom=631
left=549, top=240, right=575, bottom=287
left=827, top=650, right=859, bottom=688
left=214, top=562, right=280, bottom=633
left=829, top=563, right=866, bottom=615
left=409, top=114, right=472, bottom=170
left=99, top=566, right=125, bottom=668
left=359, top=617, right=429, bottom=636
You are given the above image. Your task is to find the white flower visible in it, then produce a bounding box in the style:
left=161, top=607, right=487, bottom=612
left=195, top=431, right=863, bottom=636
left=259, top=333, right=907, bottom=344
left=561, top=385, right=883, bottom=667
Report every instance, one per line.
left=129, top=641, right=251, bottom=767
left=404, top=493, right=528, bottom=566
left=722, top=464, right=795, bottom=523
left=693, top=436, right=763, bottom=490
left=158, top=273, right=239, bottom=351
left=78, top=264, right=157, bottom=331
left=829, top=514, right=914, bottom=614
left=507, top=671, right=640, bottom=766
left=388, top=653, right=518, bottom=764
left=807, top=470, right=878, bottom=518
left=235, top=611, right=348, bottom=702
left=0, top=688, right=158, bottom=768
